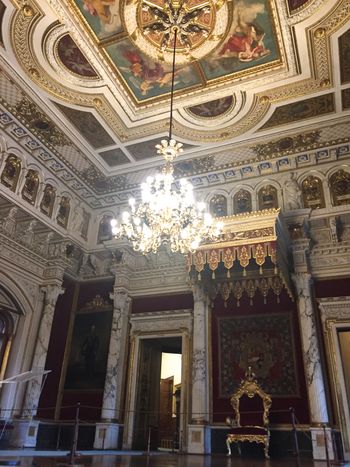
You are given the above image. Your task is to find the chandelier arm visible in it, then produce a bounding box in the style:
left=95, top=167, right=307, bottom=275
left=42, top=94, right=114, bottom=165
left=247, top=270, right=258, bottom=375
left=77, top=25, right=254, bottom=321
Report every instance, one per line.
left=168, top=27, right=177, bottom=142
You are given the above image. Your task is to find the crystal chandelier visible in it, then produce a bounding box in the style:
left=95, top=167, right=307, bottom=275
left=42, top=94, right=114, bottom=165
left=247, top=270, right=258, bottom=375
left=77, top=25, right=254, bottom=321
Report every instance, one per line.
left=110, top=25, right=222, bottom=254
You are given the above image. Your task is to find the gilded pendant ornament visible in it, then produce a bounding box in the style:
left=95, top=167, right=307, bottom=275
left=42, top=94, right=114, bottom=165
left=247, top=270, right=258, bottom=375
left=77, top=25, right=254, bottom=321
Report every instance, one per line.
left=123, top=0, right=229, bottom=64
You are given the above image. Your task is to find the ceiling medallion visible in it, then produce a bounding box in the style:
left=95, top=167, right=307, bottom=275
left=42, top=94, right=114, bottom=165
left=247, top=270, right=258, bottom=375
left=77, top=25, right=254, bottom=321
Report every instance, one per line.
left=123, top=0, right=229, bottom=64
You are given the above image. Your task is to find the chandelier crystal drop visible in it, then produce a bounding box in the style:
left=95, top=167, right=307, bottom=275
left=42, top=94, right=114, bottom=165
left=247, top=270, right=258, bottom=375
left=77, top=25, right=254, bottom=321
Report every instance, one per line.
left=110, top=24, right=222, bottom=254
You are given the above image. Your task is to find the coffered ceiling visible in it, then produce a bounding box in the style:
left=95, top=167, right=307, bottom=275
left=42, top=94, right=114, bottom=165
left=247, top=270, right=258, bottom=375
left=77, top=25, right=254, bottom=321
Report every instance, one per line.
left=0, top=0, right=349, bottom=208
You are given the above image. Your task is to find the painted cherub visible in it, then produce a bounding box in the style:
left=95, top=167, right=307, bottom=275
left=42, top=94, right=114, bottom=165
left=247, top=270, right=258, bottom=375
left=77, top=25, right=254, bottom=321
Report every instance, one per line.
left=123, top=50, right=178, bottom=95
left=83, top=0, right=116, bottom=23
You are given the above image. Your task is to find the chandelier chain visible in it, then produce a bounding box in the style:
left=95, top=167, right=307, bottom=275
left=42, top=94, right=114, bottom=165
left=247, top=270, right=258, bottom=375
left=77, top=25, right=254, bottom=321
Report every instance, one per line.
left=110, top=1, right=222, bottom=254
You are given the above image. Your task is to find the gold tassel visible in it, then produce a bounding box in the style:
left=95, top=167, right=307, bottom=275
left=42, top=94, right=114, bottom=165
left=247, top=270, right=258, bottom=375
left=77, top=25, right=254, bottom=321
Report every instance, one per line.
left=259, top=266, right=263, bottom=275
left=243, top=268, right=246, bottom=277
left=198, top=272, right=201, bottom=281
left=227, top=269, right=230, bottom=278
left=212, top=271, right=215, bottom=279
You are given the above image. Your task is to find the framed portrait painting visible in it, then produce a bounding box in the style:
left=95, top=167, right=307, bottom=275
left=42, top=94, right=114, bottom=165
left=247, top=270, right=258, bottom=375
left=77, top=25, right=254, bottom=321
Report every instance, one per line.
left=65, top=309, right=113, bottom=390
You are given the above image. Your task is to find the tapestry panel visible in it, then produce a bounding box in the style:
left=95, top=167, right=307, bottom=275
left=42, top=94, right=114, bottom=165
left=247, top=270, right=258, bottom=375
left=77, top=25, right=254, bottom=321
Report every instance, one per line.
left=218, top=312, right=299, bottom=397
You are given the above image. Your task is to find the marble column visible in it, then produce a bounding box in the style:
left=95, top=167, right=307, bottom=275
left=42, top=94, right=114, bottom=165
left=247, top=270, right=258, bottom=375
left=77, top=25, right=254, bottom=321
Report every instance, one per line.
left=13, top=284, right=64, bottom=448
left=188, top=284, right=211, bottom=454
left=292, top=273, right=332, bottom=460
left=94, top=288, right=131, bottom=449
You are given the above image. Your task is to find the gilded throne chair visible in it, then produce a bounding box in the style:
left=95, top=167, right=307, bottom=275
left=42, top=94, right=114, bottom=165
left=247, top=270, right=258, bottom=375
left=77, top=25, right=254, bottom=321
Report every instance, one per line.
left=226, top=367, right=272, bottom=459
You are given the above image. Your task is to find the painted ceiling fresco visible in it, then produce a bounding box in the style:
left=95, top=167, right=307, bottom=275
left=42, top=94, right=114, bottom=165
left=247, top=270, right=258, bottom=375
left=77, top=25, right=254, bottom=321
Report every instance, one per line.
left=57, top=34, right=98, bottom=78
left=0, top=0, right=349, bottom=206
left=70, top=0, right=282, bottom=102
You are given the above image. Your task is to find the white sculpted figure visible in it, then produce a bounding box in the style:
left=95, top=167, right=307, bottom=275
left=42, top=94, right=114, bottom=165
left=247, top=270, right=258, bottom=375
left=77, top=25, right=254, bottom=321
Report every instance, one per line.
left=284, top=172, right=302, bottom=210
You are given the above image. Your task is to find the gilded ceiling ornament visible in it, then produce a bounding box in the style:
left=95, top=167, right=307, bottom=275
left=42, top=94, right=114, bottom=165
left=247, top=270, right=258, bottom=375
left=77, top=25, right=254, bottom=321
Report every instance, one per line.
left=14, top=97, right=72, bottom=147
left=82, top=166, right=129, bottom=193
left=251, top=131, right=321, bottom=158
left=93, top=98, right=103, bottom=108
left=314, top=27, right=325, bottom=38
left=123, top=0, right=230, bottom=64
left=173, top=155, right=215, bottom=177
left=22, top=5, right=34, bottom=17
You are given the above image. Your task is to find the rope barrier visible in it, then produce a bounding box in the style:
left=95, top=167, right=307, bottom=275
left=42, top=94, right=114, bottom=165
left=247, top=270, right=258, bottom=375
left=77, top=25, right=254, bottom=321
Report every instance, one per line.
left=0, top=403, right=340, bottom=461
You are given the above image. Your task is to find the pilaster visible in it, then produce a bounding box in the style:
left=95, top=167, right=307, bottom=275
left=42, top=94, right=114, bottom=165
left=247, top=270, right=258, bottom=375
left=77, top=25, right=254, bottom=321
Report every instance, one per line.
left=22, top=284, right=65, bottom=420
left=94, top=253, right=132, bottom=449
left=188, top=283, right=211, bottom=454
left=292, top=271, right=331, bottom=460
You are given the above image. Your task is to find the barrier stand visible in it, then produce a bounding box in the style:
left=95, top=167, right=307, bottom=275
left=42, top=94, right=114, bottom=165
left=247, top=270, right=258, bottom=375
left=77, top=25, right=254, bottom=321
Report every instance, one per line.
left=58, top=403, right=82, bottom=467
left=323, top=424, right=331, bottom=467
left=289, top=407, right=300, bottom=462
left=69, top=403, right=80, bottom=466
left=146, top=426, right=151, bottom=455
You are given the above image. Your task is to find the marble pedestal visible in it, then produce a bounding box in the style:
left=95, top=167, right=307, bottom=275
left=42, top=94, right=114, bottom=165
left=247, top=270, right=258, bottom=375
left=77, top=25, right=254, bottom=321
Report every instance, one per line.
left=93, top=423, right=121, bottom=449
left=311, top=427, right=334, bottom=460
left=187, top=424, right=211, bottom=454
left=9, top=419, right=39, bottom=448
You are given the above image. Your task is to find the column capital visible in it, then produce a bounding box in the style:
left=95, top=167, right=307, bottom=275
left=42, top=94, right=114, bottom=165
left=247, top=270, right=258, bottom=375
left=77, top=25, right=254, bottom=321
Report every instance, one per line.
left=109, top=288, right=131, bottom=311
left=191, top=283, right=208, bottom=304
left=40, top=284, right=65, bottom=307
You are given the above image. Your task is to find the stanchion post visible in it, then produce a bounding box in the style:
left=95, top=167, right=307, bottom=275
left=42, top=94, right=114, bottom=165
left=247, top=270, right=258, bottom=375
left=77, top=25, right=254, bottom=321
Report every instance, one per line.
left=147, top=426, right=151, bottom=455
left=56, top=424, right=62, bottom=451
left=323, top=424, right=331, bottom=467
left=69, top=402, right=80, bottom=465
left=289, top=407, right=300, bottom=459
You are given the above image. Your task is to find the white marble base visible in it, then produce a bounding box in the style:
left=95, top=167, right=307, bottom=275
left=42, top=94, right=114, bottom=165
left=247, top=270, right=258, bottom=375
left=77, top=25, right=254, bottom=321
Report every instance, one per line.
left=93, top=423, right=121, bottom=449
left=311, top=427, right=334, bottom=460
left=187, top=424, right=211, bottom=454
left=9, top=419, right=39, bottom=448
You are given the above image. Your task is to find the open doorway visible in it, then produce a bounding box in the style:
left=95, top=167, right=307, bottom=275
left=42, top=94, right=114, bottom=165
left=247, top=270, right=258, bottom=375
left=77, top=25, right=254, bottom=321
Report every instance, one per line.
left=132, top=337, right=182, bottom=451
left=159, top=352, right=182, bottom=451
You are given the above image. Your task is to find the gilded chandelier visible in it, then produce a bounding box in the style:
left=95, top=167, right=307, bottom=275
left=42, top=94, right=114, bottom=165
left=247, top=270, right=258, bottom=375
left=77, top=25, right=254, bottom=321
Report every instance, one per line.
left=111, top=9, right=222, bottom=254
